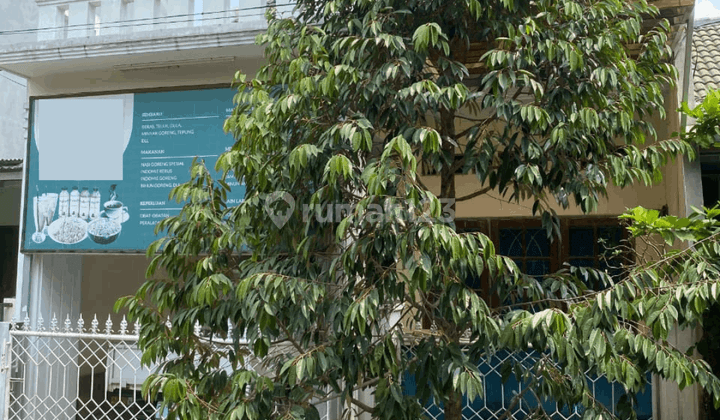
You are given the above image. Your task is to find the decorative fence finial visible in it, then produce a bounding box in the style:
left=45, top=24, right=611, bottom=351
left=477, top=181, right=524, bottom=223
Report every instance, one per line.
left=38, top=314, right=44, bottom=331
left=133, top=319, right=141, bottom=336
left=120, top=315, right=128, bottom=335
left=23, top=314, right=30, bottom=331
left=105, top=315, right=113, bottom=334
left=77, top=314, right=85, bottom=333
left=50, top=314, right=58, bottom=332
left=165, top=316, right=172, bottom=329
left=64, top=314, right=72, bottom=333
left=91, top=314, right=99, bottom=334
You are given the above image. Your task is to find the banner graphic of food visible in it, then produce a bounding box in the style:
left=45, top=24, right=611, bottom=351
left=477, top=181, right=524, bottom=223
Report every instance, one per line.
left=32, top=185, right=129, bottom=246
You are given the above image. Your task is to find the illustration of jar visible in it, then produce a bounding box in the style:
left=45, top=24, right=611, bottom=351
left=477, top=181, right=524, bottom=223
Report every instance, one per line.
left=90, top=188, right=101, bottom=220
left=79, top=187, right=90, bottom=219
left=69, top=187, right=80, bottom=217
left=58, top=187, right=69, bottom=218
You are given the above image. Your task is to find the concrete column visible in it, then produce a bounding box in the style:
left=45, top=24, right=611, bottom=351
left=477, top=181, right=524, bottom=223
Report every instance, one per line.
left=650, top=44, right=704, bottom=420
left=25, top=254, right=82, bottom=420
left=13, top=254, right=30, bottom=325
left=655, top=326, right=701, bottom=420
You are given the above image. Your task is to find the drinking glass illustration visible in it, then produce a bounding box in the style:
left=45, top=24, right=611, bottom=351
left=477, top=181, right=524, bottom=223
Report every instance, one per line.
left=32, top=196, right=44, bottom=243
left=32, top=193, right=58, bottom=243
left=43, top=193, right=58, bottom=232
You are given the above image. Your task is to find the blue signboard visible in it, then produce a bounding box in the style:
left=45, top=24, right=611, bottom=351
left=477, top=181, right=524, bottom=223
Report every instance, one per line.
left=22, top=87, right=245, bottom=252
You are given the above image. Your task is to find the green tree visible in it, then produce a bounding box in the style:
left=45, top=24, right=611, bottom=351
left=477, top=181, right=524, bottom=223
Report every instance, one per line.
left=119, top=1, right=720, bottom=419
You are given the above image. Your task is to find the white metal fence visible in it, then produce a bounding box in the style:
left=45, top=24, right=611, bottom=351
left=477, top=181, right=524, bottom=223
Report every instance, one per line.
left=1, top=314, right=339, bottom=420
left=1, top=315, right=652, bottom=420
left=3, top=315, right=162, bottom=420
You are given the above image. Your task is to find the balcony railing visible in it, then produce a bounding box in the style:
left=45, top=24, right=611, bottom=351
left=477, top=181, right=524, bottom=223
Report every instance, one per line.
left=34, top=0, right=296, bottom=41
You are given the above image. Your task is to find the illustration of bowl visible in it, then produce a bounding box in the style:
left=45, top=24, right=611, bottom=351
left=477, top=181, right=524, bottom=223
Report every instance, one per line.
left=87, top=218, right=122, bottom=245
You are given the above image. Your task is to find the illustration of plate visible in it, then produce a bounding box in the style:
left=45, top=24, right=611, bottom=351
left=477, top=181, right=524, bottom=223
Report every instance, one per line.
left=48, top=217, right=88, bottom=245
left=100, top=211, right=129, bottom=223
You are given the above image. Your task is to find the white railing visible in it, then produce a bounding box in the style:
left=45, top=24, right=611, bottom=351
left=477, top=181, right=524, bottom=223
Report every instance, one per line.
left=2, top=313, right=645, bottom=420
left=1, top=314, right=338, bottom=420
left=3, top=315, right=163, bottom=420
left=35, top=0, right=298, bottom=41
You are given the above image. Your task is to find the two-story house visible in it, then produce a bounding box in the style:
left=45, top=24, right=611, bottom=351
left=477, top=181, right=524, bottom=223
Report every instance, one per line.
left=0, top=0, right=705, bottom=419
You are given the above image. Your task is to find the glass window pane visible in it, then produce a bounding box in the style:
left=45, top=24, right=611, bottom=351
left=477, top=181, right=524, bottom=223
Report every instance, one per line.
left=500, top=228, right=523, bottom=256
left=569, top=228, right=594, bottom=257
left=598, top=227, right=622, bottom=254
left=525, top=228, right=549, bottom=257
left=526, top=260, right=550, bottom=276
left=569, top=258, right=594, bottom=268
left=466, top=274, right=482, bottom=290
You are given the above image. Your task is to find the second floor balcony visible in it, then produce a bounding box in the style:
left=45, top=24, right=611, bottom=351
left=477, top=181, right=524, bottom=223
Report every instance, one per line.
left=0, top=0, right=296, bottom=80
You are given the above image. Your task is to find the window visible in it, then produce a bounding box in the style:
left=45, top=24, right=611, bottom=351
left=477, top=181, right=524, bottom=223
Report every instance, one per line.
left=457, top=218, right=630, bottom=299
left=497, top=222, right=557, bottom=276
left=565, top=219, right=627, bottom=287
left=445, top=218, right=647, bottom=419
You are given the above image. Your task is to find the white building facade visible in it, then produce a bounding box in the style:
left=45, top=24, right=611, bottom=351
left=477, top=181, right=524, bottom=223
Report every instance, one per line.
left=0, top=1, right=280, bottom=418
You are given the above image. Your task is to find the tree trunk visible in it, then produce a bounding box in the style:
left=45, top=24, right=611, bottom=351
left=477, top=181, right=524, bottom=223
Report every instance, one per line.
left=446, top=387, right=463, bottom=420
left=439, top=108, right=463, bottom=420
left=439, top=108, right=456, bottom=206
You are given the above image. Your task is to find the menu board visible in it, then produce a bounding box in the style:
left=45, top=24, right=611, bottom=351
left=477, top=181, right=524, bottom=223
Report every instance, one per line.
left=22, top=88, right=245, bottom=252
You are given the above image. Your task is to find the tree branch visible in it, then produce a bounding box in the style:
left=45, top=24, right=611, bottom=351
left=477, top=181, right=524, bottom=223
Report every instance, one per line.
left=456, top=186, right=493, bottom=202
left=349, top=396, right=374, bottom=414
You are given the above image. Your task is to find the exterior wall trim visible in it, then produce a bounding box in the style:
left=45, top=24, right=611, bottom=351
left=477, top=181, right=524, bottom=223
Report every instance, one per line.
left=0, top=25, right=264, bottom=67
left=35, top=0, right=94, bottom=5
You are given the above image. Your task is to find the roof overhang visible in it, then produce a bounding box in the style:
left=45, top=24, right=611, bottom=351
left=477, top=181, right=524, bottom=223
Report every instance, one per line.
left=0, top=23, right=266, bottom=79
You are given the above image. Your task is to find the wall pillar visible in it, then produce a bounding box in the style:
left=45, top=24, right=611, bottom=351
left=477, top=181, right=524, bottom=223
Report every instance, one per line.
left=25, top=254, right=82, bottom=420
